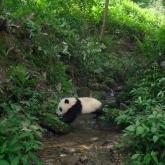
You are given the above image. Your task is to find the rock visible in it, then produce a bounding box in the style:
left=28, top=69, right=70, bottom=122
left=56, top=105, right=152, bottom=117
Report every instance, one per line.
left=90, top=137, right=99, bottom=142
left=79, top=155, right=88, bottom=163
left=59, top=155, right=80, bottom=165
left=68, top=148, right=77, bottom=153
left=101, top=140, right=112, bottom=146
left=75, top=162, right=83, bottom=165
left=105, top=144, right=114, bottom=150
left=101, top=140, right=114, bottom=150
left=60, top=154, right=67, bottom=157
left=160, top=61, right=165, bottom=69
left=62, top=147, right=77, bottom=154
left=77, top=87, right=91, bottom=97
left=86, top=163, right=95, bottom=165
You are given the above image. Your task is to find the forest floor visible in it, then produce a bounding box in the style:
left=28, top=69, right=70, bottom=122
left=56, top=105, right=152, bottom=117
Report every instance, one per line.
left=38, top=115, right=125, bottom=165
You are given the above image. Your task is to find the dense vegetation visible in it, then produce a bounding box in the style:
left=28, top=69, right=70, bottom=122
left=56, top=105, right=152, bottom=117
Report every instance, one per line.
left=0, top=0, right=164, bottom=164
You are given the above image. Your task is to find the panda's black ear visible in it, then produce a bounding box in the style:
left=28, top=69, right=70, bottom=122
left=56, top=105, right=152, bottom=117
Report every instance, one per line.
left=64, top=99, right=69, bottom=104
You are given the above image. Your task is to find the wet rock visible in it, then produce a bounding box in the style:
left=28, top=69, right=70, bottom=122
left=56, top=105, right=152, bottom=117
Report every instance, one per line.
left=60, top=154, right=67, bottom=157
left=101, top=140, right=114, bottom=151
left=79, top=155, right=88, bottom=163
left=77, top=87, right=91, bottom=97
left=59, top=155, right=80, bottom=165
left=101, top=140, right=112, bottom=146
left=160, top=61, right=165, bottom=69
left=103, top=140, right=111, bottom=144
left=105, top=144, right=114, bottom=150
left=62, top=147, right=78, bottom=154
left=86, top=161, right=95, bottom=165
left=90, top=137, right=99, bottom=142
left=75, top=162, right=83, bottom=165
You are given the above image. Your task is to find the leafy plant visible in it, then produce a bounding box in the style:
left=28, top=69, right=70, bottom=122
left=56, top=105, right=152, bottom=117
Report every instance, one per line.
left=111, top=64, right=165, bottom=164
left=124, top=110, right=165, bottom=165
left=0, top=113, right=43, bottom=165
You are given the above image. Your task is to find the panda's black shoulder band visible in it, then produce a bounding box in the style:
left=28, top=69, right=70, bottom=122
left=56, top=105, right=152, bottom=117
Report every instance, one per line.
left=62, top=97, right=82, bottom=124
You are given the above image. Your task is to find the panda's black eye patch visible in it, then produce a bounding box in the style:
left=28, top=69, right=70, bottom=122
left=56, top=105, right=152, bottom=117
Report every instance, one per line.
left=59, top=107, right=62, bottom=112
left=64, top=99, right=69, bottom=104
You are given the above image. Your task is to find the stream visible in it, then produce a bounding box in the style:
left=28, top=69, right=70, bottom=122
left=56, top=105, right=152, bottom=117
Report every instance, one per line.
left=38, top=114, right=124, bottom=165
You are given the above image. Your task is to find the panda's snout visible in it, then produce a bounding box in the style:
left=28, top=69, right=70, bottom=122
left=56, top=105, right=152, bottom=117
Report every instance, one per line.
left=55, top=112, right=62, bottom=117
left=59, top=107, right=62, bottom=112
left=55, top=107, right=63, bottom=116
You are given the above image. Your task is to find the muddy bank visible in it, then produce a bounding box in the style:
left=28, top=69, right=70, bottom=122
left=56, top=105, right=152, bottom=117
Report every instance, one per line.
left=38, top=115, right=124, bottom=165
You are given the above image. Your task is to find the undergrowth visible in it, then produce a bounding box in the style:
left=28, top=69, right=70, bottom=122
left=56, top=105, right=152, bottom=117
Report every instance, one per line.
left=103, top=64, right=165, bottom=164
left=0, top=0, right=165, bottom=164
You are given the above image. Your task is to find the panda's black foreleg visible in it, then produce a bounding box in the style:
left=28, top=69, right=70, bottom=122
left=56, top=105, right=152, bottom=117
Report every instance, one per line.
left=92, top=110, right=103, bottom=119
left=61, top=106, right=81, bottom=124
left=62, top=112, right=79, bottom=124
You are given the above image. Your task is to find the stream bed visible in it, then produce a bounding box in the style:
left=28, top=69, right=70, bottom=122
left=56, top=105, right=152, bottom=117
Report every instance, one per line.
left=38, top=115, right=124, bottom=165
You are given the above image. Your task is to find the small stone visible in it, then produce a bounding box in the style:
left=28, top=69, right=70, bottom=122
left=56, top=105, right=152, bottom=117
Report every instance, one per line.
left=90, top=137, right=99, bottom=142
left=106, top=144, right=114, bottom=149
left=86, top=162, right=95, bottom=165
left=60, top=155, right=80, bottom=165
left=69, top=148, right=77, bottom=153
left=79, top=155, right=88, bottom=163
left=62, top=147, right=77, bottom=154
left=60, top=154, right=67, bottom=157
left=160, top=61, right=165, bottom=69
left=101, top=140, right=112, bottom=146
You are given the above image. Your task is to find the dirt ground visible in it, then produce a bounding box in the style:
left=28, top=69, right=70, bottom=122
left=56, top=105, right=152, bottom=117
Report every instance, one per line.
left=38, top=115, right=124, bottom=165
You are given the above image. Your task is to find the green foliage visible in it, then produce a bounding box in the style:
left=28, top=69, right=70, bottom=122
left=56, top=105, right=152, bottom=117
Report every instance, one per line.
left=116, top=65, right=165, bottom=123
left=138, top=25, right=165, bottom=59
left=134, top=0, right=165, bottom=12
left=1, top=64, right=37, bottom=103
left=99, top=107, right=120, bottom=123
left=2, top=0, right=164, bottom=88
left=92, top=0, right=162, bottom=39
left=0, top=0, right=165, bottom=164
left=113, top=64, right=165, bottom=164
left=98, top=64, right=165, bottom=165
left=0, top=113, right=43, bottom=165
left=0, top=63, right=70, bottom=164
left=8, top=64, right=36, bottom=87
left=125, top=111, right=165, bottom=165
left=0, top=64, right=43, bottom=164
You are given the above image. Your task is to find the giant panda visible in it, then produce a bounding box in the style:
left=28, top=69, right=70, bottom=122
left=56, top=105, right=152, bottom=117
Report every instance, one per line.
left=57, top=97, right=102, bottom=124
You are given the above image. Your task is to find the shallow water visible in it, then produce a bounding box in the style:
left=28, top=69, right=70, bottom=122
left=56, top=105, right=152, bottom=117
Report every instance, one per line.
left=38, top=115, right=124, bottom=165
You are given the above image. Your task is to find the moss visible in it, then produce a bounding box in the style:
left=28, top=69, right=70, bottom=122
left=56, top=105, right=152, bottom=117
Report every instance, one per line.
left=38, top=113, right=71, bottom=134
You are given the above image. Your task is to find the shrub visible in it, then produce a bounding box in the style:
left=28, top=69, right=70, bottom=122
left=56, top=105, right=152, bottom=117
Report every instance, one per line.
left=125, top=110, right=165, bottom=165
left=113, top=64, right=165, bottom=164
left=0, top=113, right=43, bottom=165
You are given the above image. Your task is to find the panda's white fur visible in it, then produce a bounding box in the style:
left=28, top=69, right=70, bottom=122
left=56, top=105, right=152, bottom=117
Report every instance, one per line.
left=79, top=97, right=102, bottom=113
left=57, top=97, right=102, bottom=123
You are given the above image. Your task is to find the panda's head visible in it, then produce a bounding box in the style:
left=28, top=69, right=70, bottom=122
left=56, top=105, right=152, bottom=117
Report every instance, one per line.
left=57, top=97, right=77, bottom=116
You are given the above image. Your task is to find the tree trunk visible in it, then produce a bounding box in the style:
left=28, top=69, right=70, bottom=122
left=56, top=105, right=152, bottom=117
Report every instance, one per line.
left=0, top=0, right=3, bottom=14
left=99, top=0, right=110, bottom=41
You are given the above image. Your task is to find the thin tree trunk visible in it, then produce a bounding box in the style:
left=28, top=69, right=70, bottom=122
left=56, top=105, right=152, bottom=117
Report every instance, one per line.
left=99, top=0, right=110, bottom=41
left=0, top=0, right=3, bottom=14
left=0, top=0, right=3, bottom=8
